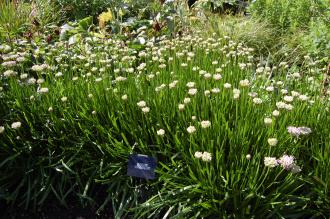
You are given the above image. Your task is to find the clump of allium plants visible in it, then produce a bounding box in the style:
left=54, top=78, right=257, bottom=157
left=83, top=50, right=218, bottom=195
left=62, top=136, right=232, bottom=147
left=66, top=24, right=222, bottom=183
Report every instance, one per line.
left=0, top=30, right=329, bottom=218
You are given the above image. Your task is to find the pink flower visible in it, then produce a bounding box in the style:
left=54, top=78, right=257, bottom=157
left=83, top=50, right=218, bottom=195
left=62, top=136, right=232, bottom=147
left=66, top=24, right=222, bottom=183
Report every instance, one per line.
left=287, top=126, right=301, bottom=137
left=287, top=126, right=312, bottom=137
left=277, top=155, right=295, bottom=170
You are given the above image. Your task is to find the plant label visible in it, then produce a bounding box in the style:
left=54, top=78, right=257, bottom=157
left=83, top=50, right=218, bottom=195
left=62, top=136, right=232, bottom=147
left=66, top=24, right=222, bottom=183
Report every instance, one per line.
left=127, top=154, right=156, bottom=179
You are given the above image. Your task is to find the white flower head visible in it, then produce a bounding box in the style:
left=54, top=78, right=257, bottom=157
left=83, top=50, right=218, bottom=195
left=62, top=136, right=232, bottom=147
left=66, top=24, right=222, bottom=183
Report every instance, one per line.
left=116, top=76, right=127, bottom=82
left=248, top=92, right=257, bottom=97
left=95, top=77, right=102, bottom=82
left=265, top=86, right=274, bottom=92
left=194, top=151, right=203, bottom=159
left=283, top=95, right=294, bottom=102
left=276, top=81, right=283, bottom=86
left=224, top=83, right=232, bottom=89
left=200, top=120, right=211, bottom=129
left=281, top=89, right=288, bottom=95
left=121, top=94, right=128, bottom=100
left=187, top=125, right=196, bottom=134
left=11, top=122, right=22, bottom=129
left=142, top=107, right=150, bottom=113
left=38, top=87, right=49, bottom=93
left=272, top=110, right=280, bottom=117
left=299, top=95, right=308, bottom=101
left=37, top=78, right=45, bottom=84
left=233, top=88, right=240, bottom=95
left=264, top=118, right=272, bottom=126
left=169, top=80, right=178, bottom=88
left=284, top=104, right=293, bottom=111
left=20, top=73, right=28, bottom=80
left=276, top=101, right=286, bottom=109
left=264, top=157, right=278, bottom=168
left=253, top=98, right=262, bottom=104
left=267, top=138, right=278, bottom=146
left=213, top=74, right=222, bottom=80
left=55, top=72, right=63, bottom=77
left=188, top=88, right=198, bottom=96
left=186, top=82, right=195, bottom=88
left=291, top=91, right=300, bottom=97
left=3, top=70, right=17, bottom=77
left=137, top=101, right=147, bottom=108
left=184, top=97, right=191, bottom=104
left=239, top=79, right=250, bottom=87
left=211, top=88, right=220, bottom=94
left=204, top=73, right=212, bottom=79
left=157, top=129, right=165, bottom=136
left=27, top=78, right=36, bottom=85
left=201, top=152, right=212, bottom=162
left=215, top=68, right=222, bottom=73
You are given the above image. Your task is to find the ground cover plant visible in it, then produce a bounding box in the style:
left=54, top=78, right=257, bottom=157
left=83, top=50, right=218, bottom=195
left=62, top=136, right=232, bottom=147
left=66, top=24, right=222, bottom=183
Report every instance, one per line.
left=1, top=0, right=330, bottom=218
left=1, top=30, right=330, bottom=217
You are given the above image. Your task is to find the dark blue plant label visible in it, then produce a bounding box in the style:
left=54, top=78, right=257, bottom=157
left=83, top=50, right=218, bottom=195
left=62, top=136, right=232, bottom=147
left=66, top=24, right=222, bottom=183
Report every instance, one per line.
left=127, top=154, right=157, bottom=180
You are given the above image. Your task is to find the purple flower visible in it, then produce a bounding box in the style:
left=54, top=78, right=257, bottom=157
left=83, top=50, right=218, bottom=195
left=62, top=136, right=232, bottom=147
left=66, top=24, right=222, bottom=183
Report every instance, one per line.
left=287, top=126, right=312, bottom=137
left=287, top=126, right=301, bottom=137
left=264, top=154, right=302, bottom=173
left=277, top=155, right=295, bottom=170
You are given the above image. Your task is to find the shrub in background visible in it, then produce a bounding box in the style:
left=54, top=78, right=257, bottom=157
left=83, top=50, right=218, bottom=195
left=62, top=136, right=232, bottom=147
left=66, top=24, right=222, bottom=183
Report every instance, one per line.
left=249, top=0, right=329, bottom=32
left=205, top=15, right=277, bottom=55
left=300, top=19, right=330, bottom=58
left=193, top=0, right=249, bottom=14
left=31, top=0, right=63, bottom=27
left=0, top=0, right=30, bottom=41
left=54, top=0, right=114, bottom=20
left=0, top=0, right=62, bottom=42
left=54, top=0, right=158, bottom=21
left=199, top=0, right=330, bottom=64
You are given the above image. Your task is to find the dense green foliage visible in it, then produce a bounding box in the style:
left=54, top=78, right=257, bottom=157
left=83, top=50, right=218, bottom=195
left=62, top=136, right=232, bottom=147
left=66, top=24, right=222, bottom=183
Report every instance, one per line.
left=1, top=32, right=330, bottom=217
left=54, top=0, right=159, bottom=21
left=248, top=0, right=330, bottom=58
left=0, top=1, right=30, bottom=41
left=1, top=0, right=330, bottom=218
left=249, top=0, right=329, bottom=31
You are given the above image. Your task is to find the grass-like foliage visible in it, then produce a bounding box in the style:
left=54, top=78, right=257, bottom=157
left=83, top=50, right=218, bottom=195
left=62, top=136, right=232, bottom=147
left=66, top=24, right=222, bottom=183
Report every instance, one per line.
left=0, top=30, right=329, bottom=217
left=0, top=0, right=30, bottom=41
left=249, top=0, right=329, bottom=32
